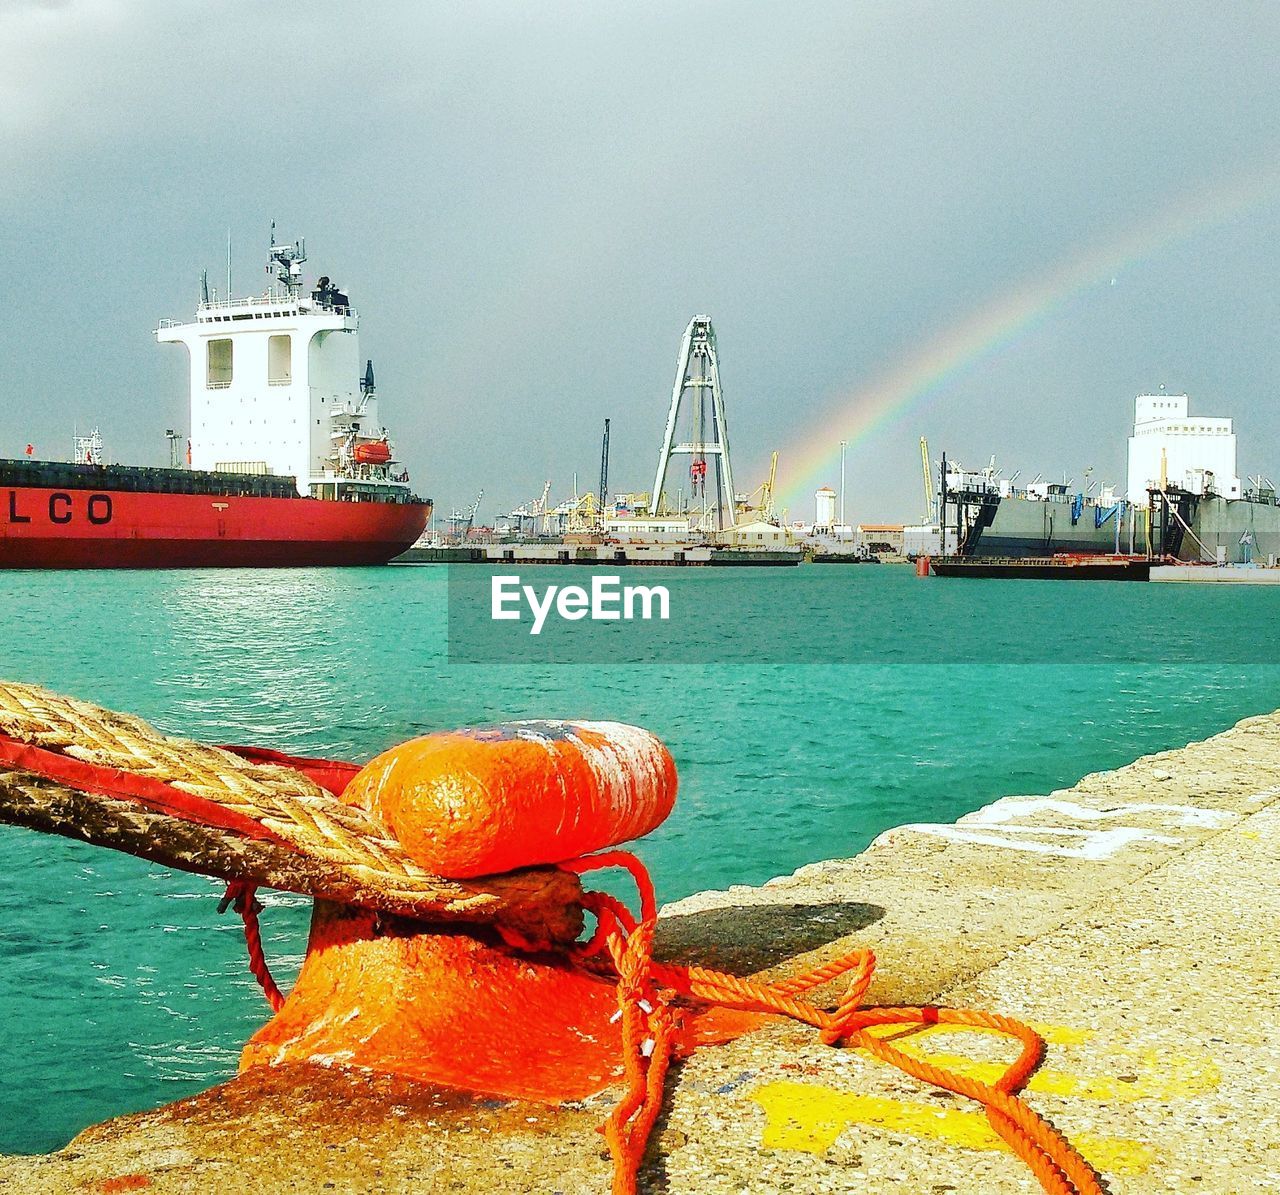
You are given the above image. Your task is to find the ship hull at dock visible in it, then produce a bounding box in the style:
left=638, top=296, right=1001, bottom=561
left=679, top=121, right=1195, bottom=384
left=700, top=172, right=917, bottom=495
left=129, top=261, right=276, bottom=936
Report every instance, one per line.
left=1, top=481, right=431, bottom=569
left=961, top=495, right=1136, bottom=558
left=931, top=555, right=1151, bottom=580
left=1183, top=493, right=1280, bottom=563
left=963, top=491, right=1280, bottom=564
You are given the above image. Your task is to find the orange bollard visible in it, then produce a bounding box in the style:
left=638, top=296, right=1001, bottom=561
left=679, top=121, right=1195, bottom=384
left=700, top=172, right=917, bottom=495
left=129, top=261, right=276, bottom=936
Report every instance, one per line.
left=342, top=721, right=677, bottom=878
left=240, top=901, right=767, bottom=1102
left=237, top=723, right=776, bottom=1104
left=241, top=902, right=627, bottom=1101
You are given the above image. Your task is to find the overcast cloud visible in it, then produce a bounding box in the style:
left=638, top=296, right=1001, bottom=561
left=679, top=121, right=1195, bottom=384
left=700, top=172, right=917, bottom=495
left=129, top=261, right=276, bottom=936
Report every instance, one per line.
left=2, top=0, right=1278, bottom=522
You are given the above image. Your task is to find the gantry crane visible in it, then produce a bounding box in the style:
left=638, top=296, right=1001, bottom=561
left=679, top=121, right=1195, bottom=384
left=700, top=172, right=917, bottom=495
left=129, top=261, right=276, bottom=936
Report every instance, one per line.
left=650, top=316, right=737, bottom=531
left=447, top=489, right=484, bottom=538
left=507, top=481, right=553, bottom=537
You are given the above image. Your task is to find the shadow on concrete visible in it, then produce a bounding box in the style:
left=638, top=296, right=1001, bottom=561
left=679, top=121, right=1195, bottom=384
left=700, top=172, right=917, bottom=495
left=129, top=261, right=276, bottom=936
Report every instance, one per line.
left=654, top=898, right=885, bottom=974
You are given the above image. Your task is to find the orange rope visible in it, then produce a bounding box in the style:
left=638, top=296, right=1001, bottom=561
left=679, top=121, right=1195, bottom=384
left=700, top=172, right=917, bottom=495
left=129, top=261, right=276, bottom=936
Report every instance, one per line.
left=220, top=880, right=285, bottom=1013
left=564, top=851, right=1104, bottom=1195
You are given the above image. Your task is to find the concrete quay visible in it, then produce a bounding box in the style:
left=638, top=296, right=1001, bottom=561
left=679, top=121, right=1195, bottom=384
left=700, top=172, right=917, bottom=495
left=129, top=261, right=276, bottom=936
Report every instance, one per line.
left=5, top=711, right=1280, bottom=1192
left=1150, top=563, right=1280, bottom=583
left=395, top=543, right=802, bottom=566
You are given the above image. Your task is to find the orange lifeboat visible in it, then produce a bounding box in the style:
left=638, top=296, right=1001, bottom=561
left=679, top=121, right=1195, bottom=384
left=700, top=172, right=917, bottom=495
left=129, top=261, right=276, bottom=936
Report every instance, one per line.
left=354, top=440, right=392, bottom=464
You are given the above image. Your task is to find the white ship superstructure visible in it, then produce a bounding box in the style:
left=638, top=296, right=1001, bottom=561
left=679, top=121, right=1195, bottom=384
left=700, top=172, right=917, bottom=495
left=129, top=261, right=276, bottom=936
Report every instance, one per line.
left=157, top=235, right=410, bottom=501
left=1126, top=392, right=1240, bottom=503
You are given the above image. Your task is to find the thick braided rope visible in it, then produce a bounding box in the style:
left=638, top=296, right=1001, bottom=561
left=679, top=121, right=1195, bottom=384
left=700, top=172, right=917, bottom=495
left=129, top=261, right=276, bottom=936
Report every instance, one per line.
left=0, top=681, right=489, bottom=907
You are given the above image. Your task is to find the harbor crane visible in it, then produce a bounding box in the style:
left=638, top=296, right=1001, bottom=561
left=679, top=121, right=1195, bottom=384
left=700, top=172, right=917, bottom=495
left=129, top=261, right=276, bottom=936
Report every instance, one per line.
left=737, top=450, right=780, bottom=522
left=534, top=479, right=552, bottom=534
left=447, top=489, right=483, bottom=538
left=762, top=450, right=778, bottom=521
left=556, top=491, right=602, bottom=535
left=650, top=316, right=737, bottom=531
left=919, top=437, right=935, bottom=522
left=599, top=419, right=611, bottom=519
left=507, top=481, right=552, bottom=537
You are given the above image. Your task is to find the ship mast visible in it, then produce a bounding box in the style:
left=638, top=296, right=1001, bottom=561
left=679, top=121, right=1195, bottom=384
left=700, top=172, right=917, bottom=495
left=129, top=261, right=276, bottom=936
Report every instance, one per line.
left=267, top=225, right=307, bottom=300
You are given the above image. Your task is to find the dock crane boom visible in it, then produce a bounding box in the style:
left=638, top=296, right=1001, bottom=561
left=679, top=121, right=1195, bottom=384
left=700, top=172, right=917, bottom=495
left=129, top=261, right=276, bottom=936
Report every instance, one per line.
left=763, top=450, right=778, bottom=521
left=535, top=480, right=552, bottom=534
left=465, top=489, right=483, bottom=534
left=920, top=437, right=935, bottom=522
left=448, top=489, right=484, bottom=538
left=599, top=419, right=611, bottom=519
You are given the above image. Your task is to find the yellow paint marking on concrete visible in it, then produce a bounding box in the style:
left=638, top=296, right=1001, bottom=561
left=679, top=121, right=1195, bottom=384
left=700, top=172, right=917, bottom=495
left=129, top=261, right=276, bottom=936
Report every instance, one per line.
left=862, top=1044, right=1219, bottom=1102
left=748, top=1081, right=1155, bottom=1174
left=856, top=1022, right=1219, bottom=1101
left=862, top=1020, right=1093, bottom=1047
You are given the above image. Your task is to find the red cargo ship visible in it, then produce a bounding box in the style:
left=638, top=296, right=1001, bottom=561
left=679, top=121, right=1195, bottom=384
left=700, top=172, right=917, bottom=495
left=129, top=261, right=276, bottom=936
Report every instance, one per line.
left=1, top=234, right=431, bottom=569
left=0, top=460, right=428, bottom=569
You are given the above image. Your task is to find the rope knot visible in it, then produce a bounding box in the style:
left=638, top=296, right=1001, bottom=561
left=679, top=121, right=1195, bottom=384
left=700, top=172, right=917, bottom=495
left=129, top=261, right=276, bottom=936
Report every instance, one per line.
left=218, top=879, right=261, bottom=918
left=564, top=850, right=1102, bottom=1195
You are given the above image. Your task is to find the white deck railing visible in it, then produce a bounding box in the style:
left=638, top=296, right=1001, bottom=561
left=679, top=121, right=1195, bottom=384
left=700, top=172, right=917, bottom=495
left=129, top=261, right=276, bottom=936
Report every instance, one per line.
left=157, top=294, right=356, bottom=330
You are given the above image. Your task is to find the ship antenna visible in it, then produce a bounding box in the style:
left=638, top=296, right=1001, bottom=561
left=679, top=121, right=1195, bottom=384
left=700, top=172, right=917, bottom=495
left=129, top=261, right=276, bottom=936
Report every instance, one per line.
left=200, top=269, right=209, bottom=305
left=226, top=229, right=232, bottom=301
left=266, top=233, right=307, bottom=299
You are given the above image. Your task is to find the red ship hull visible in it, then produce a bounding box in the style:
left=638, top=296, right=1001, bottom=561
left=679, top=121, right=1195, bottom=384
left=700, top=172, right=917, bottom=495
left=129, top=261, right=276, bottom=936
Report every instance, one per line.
left=1, top=485, right=431, bottom=569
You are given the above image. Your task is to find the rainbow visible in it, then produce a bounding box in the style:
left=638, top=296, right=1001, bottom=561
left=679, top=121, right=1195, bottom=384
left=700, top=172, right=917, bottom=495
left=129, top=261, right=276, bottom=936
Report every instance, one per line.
left=777, top=161, right=1280, bottom=512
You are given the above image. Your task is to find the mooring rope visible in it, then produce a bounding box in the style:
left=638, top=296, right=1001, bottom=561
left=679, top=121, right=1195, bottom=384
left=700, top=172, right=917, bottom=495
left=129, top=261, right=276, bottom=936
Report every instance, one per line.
left=564, top=851, right=1104, bottom=1195
left=0, top=682, right=584, bottom=941
left=0, top=682, right=426, bottom=882
left=219, top=880, right=286, bottom=1012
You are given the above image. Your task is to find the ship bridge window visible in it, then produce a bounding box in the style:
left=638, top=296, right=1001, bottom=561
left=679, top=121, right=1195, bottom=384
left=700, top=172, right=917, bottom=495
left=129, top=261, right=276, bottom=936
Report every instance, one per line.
left=268, top=335, right=291, bottom=385
left=207, top=339, right=233, bottom=388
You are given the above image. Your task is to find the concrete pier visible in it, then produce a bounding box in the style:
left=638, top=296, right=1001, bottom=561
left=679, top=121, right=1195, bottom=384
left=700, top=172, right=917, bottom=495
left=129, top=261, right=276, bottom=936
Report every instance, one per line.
left=1151, top=563, right=1280, bottom=583
left=6, top=712, right=1280, bottom=1192
left=395, top=543, right=802, bottom=566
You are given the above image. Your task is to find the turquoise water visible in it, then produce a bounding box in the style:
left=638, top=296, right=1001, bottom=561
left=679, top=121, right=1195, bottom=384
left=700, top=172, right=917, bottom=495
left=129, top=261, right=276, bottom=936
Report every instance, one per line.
left=3, top=564, right=1280, bottom=1153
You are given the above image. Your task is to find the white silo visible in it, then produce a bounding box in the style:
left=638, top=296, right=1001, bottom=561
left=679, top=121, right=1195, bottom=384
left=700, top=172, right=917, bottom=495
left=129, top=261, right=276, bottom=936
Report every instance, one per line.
left=815, top=486, right=837, bottom=530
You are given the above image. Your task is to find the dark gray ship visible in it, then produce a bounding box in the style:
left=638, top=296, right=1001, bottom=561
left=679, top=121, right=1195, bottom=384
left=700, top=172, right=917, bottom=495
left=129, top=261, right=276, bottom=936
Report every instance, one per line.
left=941, top=460, right=1280, bottom=564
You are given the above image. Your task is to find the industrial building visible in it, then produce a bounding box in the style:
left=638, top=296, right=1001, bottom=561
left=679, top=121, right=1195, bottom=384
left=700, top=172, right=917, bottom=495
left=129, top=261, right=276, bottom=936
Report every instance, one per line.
left=856, top=524, right=905, bottom=554
left=604, top=518, right=692, bottom=543
left=720, top=519, right=791, bottom=548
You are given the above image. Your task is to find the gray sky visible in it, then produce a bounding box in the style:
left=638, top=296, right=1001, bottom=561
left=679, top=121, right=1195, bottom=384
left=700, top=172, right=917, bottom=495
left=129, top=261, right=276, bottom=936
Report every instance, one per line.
left=3, top=0, right=1279, bottom=523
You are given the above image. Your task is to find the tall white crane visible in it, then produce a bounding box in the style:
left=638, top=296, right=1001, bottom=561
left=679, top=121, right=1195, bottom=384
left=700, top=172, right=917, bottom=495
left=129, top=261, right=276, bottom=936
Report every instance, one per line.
left=650, top=316, right=736, bottom=531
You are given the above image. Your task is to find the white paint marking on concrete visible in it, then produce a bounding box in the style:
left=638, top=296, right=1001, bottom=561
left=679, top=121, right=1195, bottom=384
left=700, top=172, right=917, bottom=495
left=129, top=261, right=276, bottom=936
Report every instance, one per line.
left=894, top=795, right=1241, bottom=860
left=961, top=797, right=1236, bottom=831
left=1243, top=784, right=1280, bottom=806
left=898, top=822, right=1182, bottom=860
